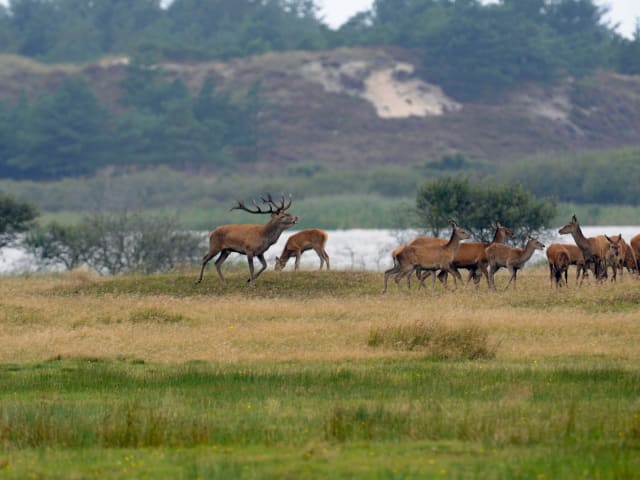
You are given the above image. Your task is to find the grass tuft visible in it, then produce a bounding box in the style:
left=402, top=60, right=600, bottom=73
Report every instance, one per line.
left=128, top=307, right=189, bottom=324
left=368, top=320, right=496, bottom=360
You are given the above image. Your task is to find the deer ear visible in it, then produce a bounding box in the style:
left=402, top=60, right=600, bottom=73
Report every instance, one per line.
left=490, top=220, right=497, bottom=228
left=571, top=214, right=578, bottom=223
left=605, top=235, right=612, bottom=243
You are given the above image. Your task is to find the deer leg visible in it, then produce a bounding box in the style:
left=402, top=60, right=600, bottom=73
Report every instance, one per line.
left=196, top=252, right=214, bottom=284
left=246, top=255, right=256, bottom=285
left=253, top=254, right=268, bottom=279
left=504, top=267, right=517, bottom=290
left=488, top=264, right=499, bottom=291
left=312, top=247, right=324, bottom=270
left=383, top=265, right=401, bottom=293
left=323, top=249, right=330, bottom=270
left=212, top=250, right=231, bottom=284
left=294, top=252, right=301, bottom=271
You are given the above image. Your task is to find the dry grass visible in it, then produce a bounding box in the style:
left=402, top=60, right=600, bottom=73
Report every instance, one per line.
left=1, top=268, right=640, bottom=364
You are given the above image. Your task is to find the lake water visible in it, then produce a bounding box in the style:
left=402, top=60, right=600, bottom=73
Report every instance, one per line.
left=2, top=227, right=639, bottom=275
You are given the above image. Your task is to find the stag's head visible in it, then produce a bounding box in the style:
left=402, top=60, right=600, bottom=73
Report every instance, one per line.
left=558, top=214, right=579, bottom=235
left=232, top=193, right=298, bottom=228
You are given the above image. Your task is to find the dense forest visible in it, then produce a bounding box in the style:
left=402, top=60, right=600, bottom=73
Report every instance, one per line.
left=0, top=0, right=640, bottom=219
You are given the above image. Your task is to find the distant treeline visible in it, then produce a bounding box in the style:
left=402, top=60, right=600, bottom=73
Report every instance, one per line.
left=0, top=0, right=639, bottom=99
left=0, top=61, right=261, bottom=179
left=1, top=0, right=640, bottom=187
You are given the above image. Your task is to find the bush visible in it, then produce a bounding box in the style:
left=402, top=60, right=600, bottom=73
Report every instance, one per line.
left=25, top=212, right=202, bottom=275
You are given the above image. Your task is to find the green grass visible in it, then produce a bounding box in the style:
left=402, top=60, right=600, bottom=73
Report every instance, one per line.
left=1, top=358, right=639, bottom=478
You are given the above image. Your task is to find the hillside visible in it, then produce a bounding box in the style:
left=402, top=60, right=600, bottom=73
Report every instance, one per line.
left=2, top=48, right=640, bottom=174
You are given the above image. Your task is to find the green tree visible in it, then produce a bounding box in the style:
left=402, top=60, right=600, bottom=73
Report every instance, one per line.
left=416, top=177, right=556, bottom=242
left=0, top=192, right=38, bottom=248
left=9, top=76, right=111, bottom=179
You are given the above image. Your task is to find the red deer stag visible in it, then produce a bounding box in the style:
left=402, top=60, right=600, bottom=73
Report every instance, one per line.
left=486, top=236, right=545, bottom=291
left=558, top=215, right=609, bottom=282
left=383, top=220, right=471, bottom=293
left=275, top=228, right=330, bottom=271
left=546, top=244, right=571, bottom=288
left=546, top=243, right=589, bottom=287
left=196, top=194, right=298, bottom=286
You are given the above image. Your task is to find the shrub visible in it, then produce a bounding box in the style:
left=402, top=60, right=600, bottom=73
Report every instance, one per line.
left=368, top=320, right=496, bottom=360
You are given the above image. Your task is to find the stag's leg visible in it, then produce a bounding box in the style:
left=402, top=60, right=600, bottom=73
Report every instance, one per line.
left=213, top=250, right=231, bottom=284
left=196, top=247, right=220, bottom=284
left=253, top=254, right=268, bottom=280
left=294, top=252, right=301, bottom=271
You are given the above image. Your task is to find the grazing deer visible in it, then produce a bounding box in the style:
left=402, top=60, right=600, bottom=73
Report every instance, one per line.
left=558, top=215, right=609, bottom=282
left=196, top=194, right=298, bottom=286
left=417, top=220, right=514, bottom=289
left=546, top=243, right=589, bottom=287
left=486, top=236, right=545, bottom=291
left=275, top=228, right=330, bottom=271
left=546, top=244, right=571, bottom=288
left=383, top=220, right=471, bottom=293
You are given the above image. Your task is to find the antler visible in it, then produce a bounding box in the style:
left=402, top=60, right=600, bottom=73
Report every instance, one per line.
left=230, top=199, right=274, bottom=215
left=231, top=193, right=293, bottom=215
left=261, top=193, right=293, bottom=214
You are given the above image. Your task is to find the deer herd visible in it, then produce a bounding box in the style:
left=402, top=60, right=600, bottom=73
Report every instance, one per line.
left=195, top=195, right=640, bottom=292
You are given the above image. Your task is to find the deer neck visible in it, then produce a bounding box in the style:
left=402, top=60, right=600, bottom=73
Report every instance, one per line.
left=261, top=217, right=289, bottom=246
left=569, top=225, right=592, bottom=253
left=492, top=228, right=508, bottom=244
left=518, top=241, right=538, bottom=265
left=445, top=230, right=464, bottom=252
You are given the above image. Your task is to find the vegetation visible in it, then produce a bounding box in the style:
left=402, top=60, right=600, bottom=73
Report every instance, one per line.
left=25, top=212, right=202, bottom=274
left=415, top=177, right=557, bottom=241
left=0, top=270, right=640, bottom=477
left=0, top=191, right=37, bottom=247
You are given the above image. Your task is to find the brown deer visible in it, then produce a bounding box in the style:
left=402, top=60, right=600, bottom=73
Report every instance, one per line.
left=558, top=215, right=609, bottom=282
left=605, top=234, right=637, bottom=279
left=416, top=220, right=514, bottom=289
left=546, top=243, right=589, bottom=287
left=604, top=234, right=624, bottom=282
left=486, top=236, right=545, bottom=290
left=631, top=234, right=640, bottom=272
left=383, top=220, right=471, bottom=293
left=196, top=194, right=298, bottom=286
left=546, top=244, right=571, bottom=288
left=274, top=228, right=330, bottom=271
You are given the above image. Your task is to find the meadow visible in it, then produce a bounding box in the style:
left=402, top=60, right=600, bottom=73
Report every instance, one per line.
left=1, top=267, right=640, bottom=479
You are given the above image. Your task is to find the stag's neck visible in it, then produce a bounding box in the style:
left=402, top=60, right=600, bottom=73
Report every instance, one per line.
left=261, top=218, right=289, bottom=248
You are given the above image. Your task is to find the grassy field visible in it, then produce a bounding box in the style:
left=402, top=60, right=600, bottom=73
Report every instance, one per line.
left=1, top=268, right=640, bottom=479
